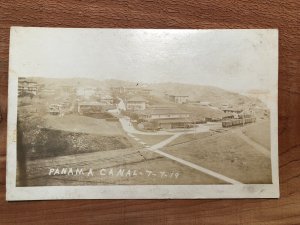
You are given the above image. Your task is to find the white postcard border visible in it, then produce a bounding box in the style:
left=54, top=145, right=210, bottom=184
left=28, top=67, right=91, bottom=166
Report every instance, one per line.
left=6, top=28, right=279, bottom=200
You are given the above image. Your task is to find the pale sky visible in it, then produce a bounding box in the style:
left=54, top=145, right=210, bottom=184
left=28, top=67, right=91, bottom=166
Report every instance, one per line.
left=10, top=27, right=278, bottom=93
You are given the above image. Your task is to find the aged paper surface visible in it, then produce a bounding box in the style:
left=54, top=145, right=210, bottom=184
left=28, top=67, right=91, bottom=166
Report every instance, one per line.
left=6, top=27, right=279, bottom=200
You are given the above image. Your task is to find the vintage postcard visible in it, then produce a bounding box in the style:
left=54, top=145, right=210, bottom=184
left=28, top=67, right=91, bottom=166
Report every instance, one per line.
left=6, top=27, right=279, bottom=200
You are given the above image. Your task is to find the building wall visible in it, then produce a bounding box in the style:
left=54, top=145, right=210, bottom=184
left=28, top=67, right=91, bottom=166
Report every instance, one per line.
left=127, top=102, right=146, bottom=111
left=150, top=113, right=189, bottom=119
left=169, top=95, right=188, bottom=104
left=174, top=96, right=188, bottom=104
left=160, top=123, right=172, bottom=129
left=18, top=81, right=38, bottom=96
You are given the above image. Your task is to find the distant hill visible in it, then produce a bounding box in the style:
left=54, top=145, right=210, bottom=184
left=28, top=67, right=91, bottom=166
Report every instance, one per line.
left=23, top=77, right=268, bottom=109
left=24, top=77, right=103, bottom=88
left=25, top=77, right=137, bottom=90
left=148, top=82, right=267, bottom=109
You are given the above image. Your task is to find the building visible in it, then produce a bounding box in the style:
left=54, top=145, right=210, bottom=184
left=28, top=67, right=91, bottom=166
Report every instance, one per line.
left=221, top=107, right=243, bottom=114
left=77, top=101, right=102, bottom=115
left=111, top=86, right=151, bottom=96
left=140, top=106, right=190, bottom=120
left=61, top=85, right=75, bottom=93
left=100, top=95, right=114, bottom=105
left=111, top=86, right=125, bottom=94
left=138, top=105, right=192, bottom=129
left=48, top=104, right=62, bottom=115
left=168, top=95, right=189, bottom=104
left=200, top=101, right=211, bottom=106
left=125, top=87, right=151, bottom=95
left=18, top=78, right=38, bottom=96
left=153, top=118, right=194, bottom=129
left=126, top=97, right=147, bottom=111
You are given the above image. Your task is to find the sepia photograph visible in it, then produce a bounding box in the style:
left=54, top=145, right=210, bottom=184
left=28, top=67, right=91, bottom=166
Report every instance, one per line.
left=7, top=27, right=279, bottom=200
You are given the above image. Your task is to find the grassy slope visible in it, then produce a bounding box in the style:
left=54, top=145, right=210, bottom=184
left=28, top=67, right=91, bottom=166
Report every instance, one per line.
left=133, top=134, right=172, bottom=145
left=166, top=132, right=212, bottom=147
left=242, top=119, right=271, bottom=150
left=163, top=131, right=272, bottom=184
left=43, top=114, right=125, bottom=136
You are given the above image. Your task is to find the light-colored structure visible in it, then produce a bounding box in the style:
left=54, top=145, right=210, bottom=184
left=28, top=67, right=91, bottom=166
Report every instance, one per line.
left=141, top=106, right=190, bottom=120
left=77, top=101, right=102, bottom=114
left=100, top=95, right=114, bottom=105
left=168, top=95, right=189, bottom=104
left=18, top=78, right=38, bottom=96
left=138, top=105, right=192, bottom=129
left=222, top=107, right=243, bottom=114
left=200, top=101, right=211, bottom=106
left=111, top=86, right=151, bottom=96
left=48, top=104, right=62, bottom=115
left=126, top=97, right=147, bottom=111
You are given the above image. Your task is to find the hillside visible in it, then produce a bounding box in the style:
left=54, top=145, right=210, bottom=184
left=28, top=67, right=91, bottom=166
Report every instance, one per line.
left=21, top=77, right=268, bottom=110
left=149, top=82, right=267, bottom=109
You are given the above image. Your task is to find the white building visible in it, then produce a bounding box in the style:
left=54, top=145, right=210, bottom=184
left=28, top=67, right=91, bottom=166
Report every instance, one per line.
left=126, top=97, right=147, bottom=111
left=168, top=95, right=189, bottom=104
left=18, top=78, right=38, bottom=96
left=100, top=95, right=114, bottom=105
left=140, top=106, right=190, bottom=120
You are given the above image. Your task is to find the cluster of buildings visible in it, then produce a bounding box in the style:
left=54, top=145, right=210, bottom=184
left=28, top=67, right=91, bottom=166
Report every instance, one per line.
left=123, top=89, right=256, bottom=130
left=45, top=85, right=115, bottom=116
left=125, top=96, right=147, bottom=111
left=19, top=78, right=257, bottom=130
left=120, top=89, right=195, bottom=130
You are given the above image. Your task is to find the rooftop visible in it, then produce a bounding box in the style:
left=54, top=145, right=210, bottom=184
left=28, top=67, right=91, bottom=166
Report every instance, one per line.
left=141, top=107, right=190, bottom=115
left=152, top=118, right=193, bottom=123
left=127, top=96, right=147, bottom=102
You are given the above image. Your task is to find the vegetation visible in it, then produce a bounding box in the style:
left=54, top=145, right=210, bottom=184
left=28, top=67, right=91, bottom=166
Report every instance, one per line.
left=242, top=120, right=271, bottom=150
left=163, top=130, right=272, bottom=184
